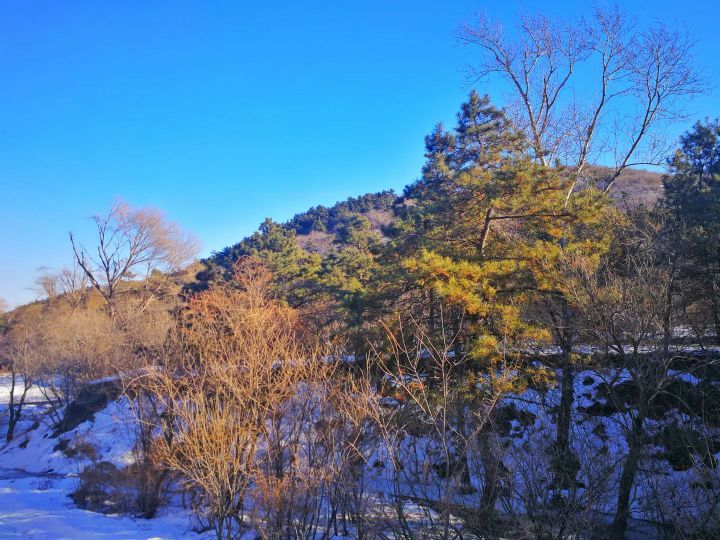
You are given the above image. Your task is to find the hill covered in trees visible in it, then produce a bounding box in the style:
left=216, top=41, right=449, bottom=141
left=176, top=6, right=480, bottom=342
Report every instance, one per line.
left=211, top=166, right=661, bottom=257
left=203, top=159, right=662, bottom=305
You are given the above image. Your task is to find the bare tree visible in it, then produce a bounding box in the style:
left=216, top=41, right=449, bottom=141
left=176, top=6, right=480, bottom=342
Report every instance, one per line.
left=0, top=313, right=39, bottom=442
left=458, top=6, right=705, bottom=197
left=70, top=200, right=200, bottom=316
left=36, top=262, right=89, bottom=307
left=566, top=210, right=693, bottom=539
left=0, top=297, right=7, bottom=314
left=35, top=271, right=58, bottom=303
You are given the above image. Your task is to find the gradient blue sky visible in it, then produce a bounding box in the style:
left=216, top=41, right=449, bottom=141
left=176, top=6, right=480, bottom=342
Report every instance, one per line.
left=1, top=1, right=718, bottom=308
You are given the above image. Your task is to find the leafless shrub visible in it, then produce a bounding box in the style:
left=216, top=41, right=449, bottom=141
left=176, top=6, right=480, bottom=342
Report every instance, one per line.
left=352, top=319, right=518, bottom=539
left=505, top=406, right=617, bottom=538
left=34, top=305, right=126, bottom=412
left=639, top=408, right=720, bottom=538
left=71, top=461, right=130, bottom=513
left=563, top=211, right=698, bottom=538
left=135, top=258, right=337, bottom=539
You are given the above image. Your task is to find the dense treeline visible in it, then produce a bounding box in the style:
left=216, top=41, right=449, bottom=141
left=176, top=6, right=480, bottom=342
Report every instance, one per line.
left=1, top=6, right=719, bottom=540
left=284, top=191, right=397, bottom=236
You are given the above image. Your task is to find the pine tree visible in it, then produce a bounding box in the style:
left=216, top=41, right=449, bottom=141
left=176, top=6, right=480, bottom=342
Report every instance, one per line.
left=663, top=120, right=720, bottom=338
left=391, top=91, right=581, bottom=351
left=384, top=91, right=616, bottom=504
left=381, top=92, right=586, bottom=516
left=212, top=218, right=321, bottom=307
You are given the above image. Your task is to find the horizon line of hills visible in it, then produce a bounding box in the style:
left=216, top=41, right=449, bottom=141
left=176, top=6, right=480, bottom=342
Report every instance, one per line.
left=208, top=163, right=662, bottom=266
left=5, top=162, right=663, bottom=313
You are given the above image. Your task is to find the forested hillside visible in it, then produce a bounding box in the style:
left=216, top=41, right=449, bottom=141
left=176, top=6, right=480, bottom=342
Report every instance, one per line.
left=198, top=95, right=666, bottom=364
left=209, top=167, right=661, bottom=273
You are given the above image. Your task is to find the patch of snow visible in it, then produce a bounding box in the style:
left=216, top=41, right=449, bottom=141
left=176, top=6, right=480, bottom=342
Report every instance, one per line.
left=0, top=473, right=203, bottom=539
left=0, top=377, right=48, bottom=406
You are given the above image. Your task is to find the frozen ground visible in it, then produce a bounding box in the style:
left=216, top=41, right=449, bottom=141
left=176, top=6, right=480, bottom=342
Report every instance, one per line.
left=0, top=360, right=717, bottom=538
left=0, top=471, right=198, bottom=539
left=0, top=378, right=205, bottom=540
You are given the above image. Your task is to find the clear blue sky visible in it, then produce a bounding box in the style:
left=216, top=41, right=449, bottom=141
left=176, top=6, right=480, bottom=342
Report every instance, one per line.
left=1, top=1, right=718, bottom=308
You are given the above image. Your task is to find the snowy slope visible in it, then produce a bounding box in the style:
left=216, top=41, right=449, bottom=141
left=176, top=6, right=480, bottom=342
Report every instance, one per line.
left=0, top=472, right=198, bottom=540
left=1, top=363, right=718, bottom=539
left=0, top=380, right=206, bottom=540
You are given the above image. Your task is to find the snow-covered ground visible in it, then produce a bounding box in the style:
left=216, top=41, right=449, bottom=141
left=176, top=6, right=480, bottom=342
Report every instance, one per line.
left=0, top=378, right=206, bottom=539
left=1, top=360, right=718, bottom=539
left=0, top=376, right=48, bottom=405
left=0, top=472, right=197, bottom=539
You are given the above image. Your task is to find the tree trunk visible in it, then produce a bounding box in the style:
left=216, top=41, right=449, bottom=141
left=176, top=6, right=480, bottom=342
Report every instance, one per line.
left=611, top=410, right=646, bottom=539
left=553, top=297, right=579, bottom=488
left=711, top=292, right=720, bottom=346
left=5, top=371, right=29, bottom=443
left=556, top=361, right=574, bottom=454
left=6, top=413, right=17, bottom=443
left=455, top=399, right=472, bottom=490
left=478, top=206, right=494, bottom=259
left=551, top=361, right=582, bottom=489
left=6, top=373, right=17, bottom=443
left=479, top=425, right=501, bottom=516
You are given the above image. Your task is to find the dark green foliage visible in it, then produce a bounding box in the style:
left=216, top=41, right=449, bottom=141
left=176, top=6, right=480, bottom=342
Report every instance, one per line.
left=211, top=190, right=397, bottom=271
left=211, top=218, right=321, bottom=307
left=663, top=119, right=720, bottom=339
left=664, top=120, right=720, bottom=215
left=197, top=192, right=397, bottom=352
left=653, top=423, right=720, bottom=471
left=287, top=205, right=331, bottom=235
left=285, top=190, right=397, bottom=237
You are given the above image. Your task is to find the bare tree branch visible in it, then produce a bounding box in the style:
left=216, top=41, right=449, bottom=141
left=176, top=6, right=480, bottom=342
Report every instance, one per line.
left=458, top=6, right=706, bottom=202
left=69, top=200, right=200, bottom=315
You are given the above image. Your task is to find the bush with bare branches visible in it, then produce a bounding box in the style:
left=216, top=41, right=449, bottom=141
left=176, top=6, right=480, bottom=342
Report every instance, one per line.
left=136, top=258, right=341, bottom=539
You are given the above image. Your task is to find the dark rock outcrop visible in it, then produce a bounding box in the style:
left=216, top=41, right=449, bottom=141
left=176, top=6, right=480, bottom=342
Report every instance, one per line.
left=52, top=378, right=122, bottom=437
